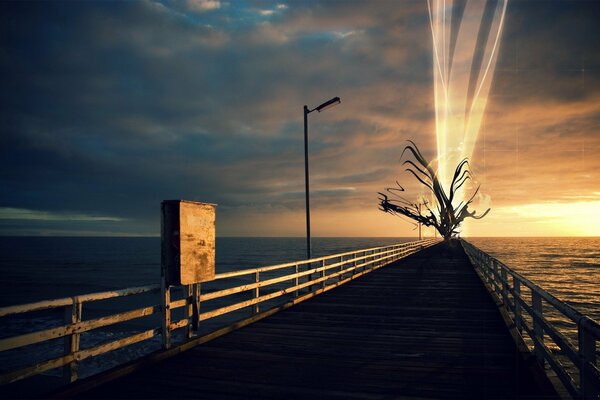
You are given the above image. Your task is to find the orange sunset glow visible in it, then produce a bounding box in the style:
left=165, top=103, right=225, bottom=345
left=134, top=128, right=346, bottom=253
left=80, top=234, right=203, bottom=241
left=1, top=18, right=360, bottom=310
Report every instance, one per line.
left=0, top=1, right=598, bottom=238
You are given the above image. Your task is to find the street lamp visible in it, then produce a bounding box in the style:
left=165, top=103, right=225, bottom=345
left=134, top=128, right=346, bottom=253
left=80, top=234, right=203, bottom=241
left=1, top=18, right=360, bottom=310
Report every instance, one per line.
left=303, top=96, right=341, bottom=259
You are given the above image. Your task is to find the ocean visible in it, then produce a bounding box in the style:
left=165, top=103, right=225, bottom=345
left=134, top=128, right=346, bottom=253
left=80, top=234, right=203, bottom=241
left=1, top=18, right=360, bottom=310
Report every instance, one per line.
left=468, top=237, right=600, bottom=324
left=0, top=236, right=598, bottom=382
left=0, top=237, right=597, bottom=315
left=0, top=236, right=415, bottom=307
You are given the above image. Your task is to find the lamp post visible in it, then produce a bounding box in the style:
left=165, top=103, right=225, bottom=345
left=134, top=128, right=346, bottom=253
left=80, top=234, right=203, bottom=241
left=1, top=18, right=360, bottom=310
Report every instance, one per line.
left=303, top=96, right=341, bottom=259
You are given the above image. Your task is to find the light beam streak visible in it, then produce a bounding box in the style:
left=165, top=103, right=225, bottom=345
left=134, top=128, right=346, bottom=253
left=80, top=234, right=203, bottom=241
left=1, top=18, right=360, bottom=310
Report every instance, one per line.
left=428, top=0, right=508, bottom=206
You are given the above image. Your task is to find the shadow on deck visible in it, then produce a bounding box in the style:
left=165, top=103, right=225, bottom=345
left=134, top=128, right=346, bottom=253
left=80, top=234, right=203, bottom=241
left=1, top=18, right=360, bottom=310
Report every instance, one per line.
left=65, top=242, right=556, bottom=399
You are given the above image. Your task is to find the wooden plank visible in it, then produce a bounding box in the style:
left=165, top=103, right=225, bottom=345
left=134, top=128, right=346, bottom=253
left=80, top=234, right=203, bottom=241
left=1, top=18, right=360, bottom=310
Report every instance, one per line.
left=213, top=239, right=438, bottom=279
left=76, top=329, right=159, bottom=361
left=70, top=242, right=554, bottom=400
left=0, top=329, right=159, bottom=386
left=0, top=353, right=74, bottom=386
left=0, top=298, right=73, bottom=318
left=0, top=240, right=439, bottom=394
left=0, top=306, right=158, bottom=352
left=169, top=319, right=188, bottom=331
left=0, top=285, right=160, bottom=318
left=63, top=300, right=82, bottom=383
left=199, top=255, right=388, bottom=321
left=168, top=298, right=187, bottom=309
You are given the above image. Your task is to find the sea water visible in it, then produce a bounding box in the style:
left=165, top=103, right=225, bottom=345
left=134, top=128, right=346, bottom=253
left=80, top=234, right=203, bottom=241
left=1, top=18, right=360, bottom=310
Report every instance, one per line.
left=0, top=237, right=415, bottom=307
left=468, top=237, right=600, bottom=324
left=0, top=236, right=597, bottom=380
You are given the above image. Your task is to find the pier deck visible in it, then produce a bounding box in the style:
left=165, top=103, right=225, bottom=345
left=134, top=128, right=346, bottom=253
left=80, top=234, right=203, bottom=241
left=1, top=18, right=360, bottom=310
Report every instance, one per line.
left=70, top=242, right=554, bottom=399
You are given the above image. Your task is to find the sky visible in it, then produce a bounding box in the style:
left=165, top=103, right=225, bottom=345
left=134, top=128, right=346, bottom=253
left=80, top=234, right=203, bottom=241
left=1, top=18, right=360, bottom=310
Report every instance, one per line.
left=0, top=0, right=598, bottom=237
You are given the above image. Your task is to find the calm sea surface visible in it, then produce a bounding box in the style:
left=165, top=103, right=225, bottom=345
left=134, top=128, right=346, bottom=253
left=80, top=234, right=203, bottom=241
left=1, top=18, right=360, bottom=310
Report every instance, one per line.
left=0, top=237, right=414, bottom=307
left=468, top=237, right=600, bottom=324
left=0, top=237, right=597, bottom=316
left=0, top=236, right=597, bottom=380
left=0, top=236, right=597, bottom=319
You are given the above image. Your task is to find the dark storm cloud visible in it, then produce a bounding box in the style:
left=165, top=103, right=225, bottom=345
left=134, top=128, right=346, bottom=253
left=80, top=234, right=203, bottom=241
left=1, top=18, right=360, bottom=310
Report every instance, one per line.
left=0, top=0, right=433, bottom=235
left=1, top=0, right=598, bottom=236
left=492, top=0, right=600, bottom=103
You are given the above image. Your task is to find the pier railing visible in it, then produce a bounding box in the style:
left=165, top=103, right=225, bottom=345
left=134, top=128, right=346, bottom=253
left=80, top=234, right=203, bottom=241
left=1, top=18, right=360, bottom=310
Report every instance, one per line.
left=0, top=238, right=438, bottom=388
left=462, top=240, right=600, bottom=399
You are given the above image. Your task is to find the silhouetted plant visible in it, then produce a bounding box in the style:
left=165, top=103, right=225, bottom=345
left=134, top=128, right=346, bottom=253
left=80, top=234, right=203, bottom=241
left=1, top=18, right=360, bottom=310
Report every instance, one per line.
left=378, top=141, right=490, bottom=241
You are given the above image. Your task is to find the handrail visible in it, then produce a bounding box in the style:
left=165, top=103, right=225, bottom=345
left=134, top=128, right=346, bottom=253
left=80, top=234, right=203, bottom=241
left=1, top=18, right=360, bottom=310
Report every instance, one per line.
left=461, top=239, right=600, bottom=399
left=0, top=285, right=160, bottom=318
left=213, top=241, right=431, bottom=279
left=0, top=238, right=439, bottom=390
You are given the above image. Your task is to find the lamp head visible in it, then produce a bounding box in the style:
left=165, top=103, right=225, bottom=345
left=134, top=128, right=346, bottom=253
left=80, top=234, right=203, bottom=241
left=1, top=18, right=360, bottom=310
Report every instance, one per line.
left=316, top=96, right=341, bottom=112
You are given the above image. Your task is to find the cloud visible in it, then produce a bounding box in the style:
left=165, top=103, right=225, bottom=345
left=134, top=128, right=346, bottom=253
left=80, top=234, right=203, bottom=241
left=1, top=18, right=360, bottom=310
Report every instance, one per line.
left=186, top=0, right=222, bottom=12
left=0, top=0, right=598, bottom=237
left=0, top=208, right=126, bottom=222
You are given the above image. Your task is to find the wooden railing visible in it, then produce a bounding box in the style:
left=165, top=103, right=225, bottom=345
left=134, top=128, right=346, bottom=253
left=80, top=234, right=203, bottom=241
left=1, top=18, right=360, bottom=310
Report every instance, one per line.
left=462, top=240, right=600, bottom=399
left=0, top=238, right=439, bottom=388
left=0, top=285, right=161, bottom=385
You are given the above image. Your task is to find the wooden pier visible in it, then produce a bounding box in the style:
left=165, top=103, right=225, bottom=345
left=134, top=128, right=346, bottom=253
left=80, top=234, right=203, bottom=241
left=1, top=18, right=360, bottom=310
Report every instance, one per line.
left=58, top=243, right=556, bottom=399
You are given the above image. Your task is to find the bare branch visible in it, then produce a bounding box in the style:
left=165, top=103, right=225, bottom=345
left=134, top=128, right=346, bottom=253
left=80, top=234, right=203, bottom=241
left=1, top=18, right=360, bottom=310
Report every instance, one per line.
left=379, top=142, right=491, bottom=240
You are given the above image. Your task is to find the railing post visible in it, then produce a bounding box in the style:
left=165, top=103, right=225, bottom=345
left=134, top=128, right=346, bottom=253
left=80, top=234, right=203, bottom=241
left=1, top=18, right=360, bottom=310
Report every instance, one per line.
left=308, top=261, right=315, bottom=292
left=185, top=285, right=193, bottom=339
left=532, top=291, right=544, bottom=366
left=493, top=259, right=501, bottom=295
left=579, top=318, right=598, bottom=399
left=321, top=260, right=326, bottom=288
left=192, top=283, right=201, bottom=332
left=490, top=258, right=496, bottom=290
left=373, top=249, right=378, bottom=269
left=486, top=256, right=493, bottom=282
left=63, top=298, right=82, bottom=383
left=294, top=264, right=299, bottom=297
left=500, top=268, right=509, bottom=310
left=514, top=280, right=522, bottom=333
left=253, top=272, right=260, bottom=314
left=161, top=279, right=171, bottom=350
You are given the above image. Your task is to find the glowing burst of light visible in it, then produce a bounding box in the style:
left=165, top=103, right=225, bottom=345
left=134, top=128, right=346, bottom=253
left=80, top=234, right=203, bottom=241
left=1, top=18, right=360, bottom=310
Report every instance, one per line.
left=427, top=0, right=508, bottom=202
left=469, top=201, right=600, bottom=237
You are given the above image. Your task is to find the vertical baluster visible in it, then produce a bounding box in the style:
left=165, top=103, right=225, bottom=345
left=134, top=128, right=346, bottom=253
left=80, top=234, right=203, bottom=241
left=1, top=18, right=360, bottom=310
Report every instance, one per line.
left=161, top=280, right=171, bottom=350
left=294, top=264, right=299, bottom=297
left=579, top=318, right=598, bottom=399
left=532, top=291, right=544, bottom=365
left=493, top=259, right=501, bottom=295
left=308, top=261, right=314, bottom=292
left=373, top=249, right=378, bottom=269
left=253, top=272, right=260, bottom=314
left=63, top=298, right=82, bottom=383
left=500, top=268, right=509, bottom=310
left=185, top=285, right=193, bottom=339
left=321, top=259, right=326, bottom=288
left=514, top=280, right=522, bottom=333
left=194, top=283, right=201, bottom=332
